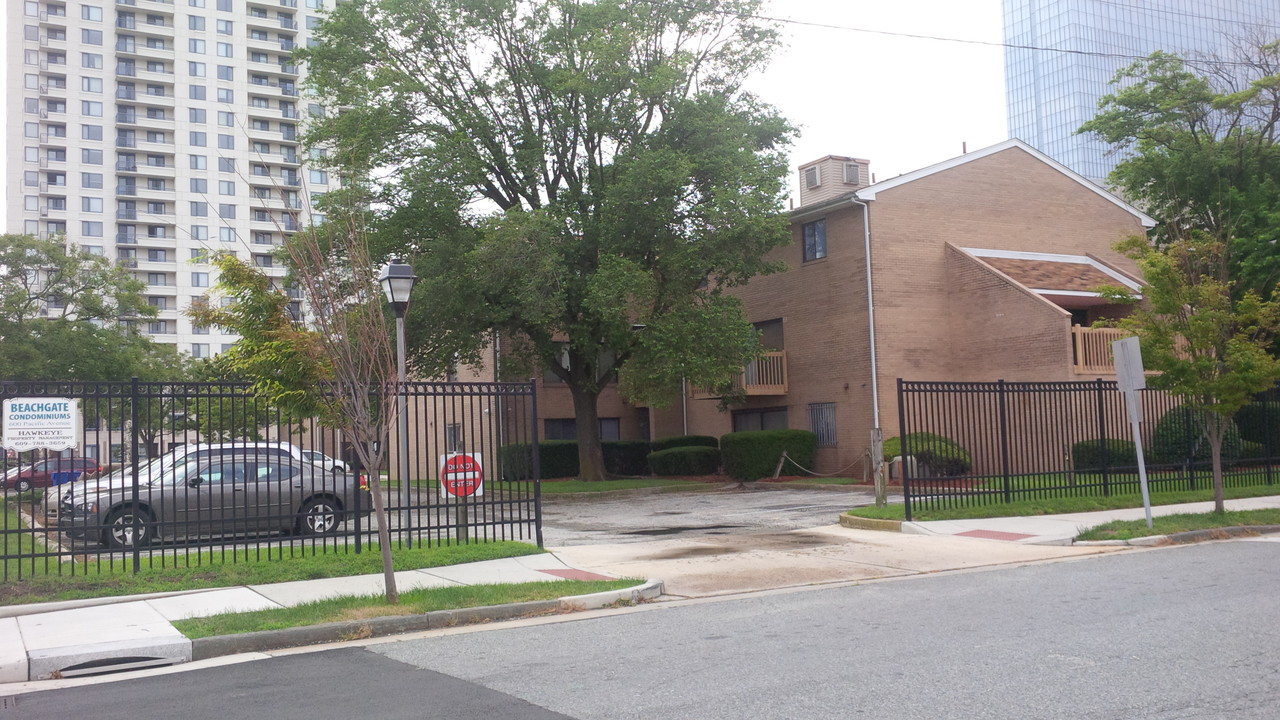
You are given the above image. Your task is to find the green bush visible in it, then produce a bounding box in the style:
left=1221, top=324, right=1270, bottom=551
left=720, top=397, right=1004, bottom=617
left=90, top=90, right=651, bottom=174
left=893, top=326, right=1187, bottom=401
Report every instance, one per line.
left=1235, top=402, right=1279, bottom=446
left=882, top=432, right=972, bottom=476
left=650, top=435, right=719, bottom=453
left=1239, top=440, right=1267, bottom=463
left=648, top=446, right=721, bottom=476
left=603, top=441, right=652, bottom=477
left=720, top=430, right=817, bottom=481
left=1071, top=438, right=1138, bottom=471
left=499, top=440, right=657, bottom=479
left=1151, top=406, right=1242, bottom=465
left=498, top=440, right=578, bottom=480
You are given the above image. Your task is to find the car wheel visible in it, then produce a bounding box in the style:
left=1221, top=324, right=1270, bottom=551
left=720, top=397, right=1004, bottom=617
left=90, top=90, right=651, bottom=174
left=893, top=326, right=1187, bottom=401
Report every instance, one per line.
left=103, top=505, right=155, bottom=549
left=15, top=479, right=33, bottom=492
left=297, top=497, right=342, bottom=536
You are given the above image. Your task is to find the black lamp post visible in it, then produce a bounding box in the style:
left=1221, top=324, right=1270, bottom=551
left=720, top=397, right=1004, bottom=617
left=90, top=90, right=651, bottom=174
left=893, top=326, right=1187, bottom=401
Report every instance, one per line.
left=378, top=258, right=418, bottom=544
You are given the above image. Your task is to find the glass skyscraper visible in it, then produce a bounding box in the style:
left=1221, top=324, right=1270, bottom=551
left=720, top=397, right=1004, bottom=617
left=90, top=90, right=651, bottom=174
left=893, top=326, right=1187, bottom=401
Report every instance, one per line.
left=1004, top=0, right=1280, bottom=182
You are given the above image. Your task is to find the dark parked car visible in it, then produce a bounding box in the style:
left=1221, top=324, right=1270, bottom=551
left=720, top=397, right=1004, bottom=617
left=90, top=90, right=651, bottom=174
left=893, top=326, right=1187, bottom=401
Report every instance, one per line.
left=3, top=458, right=101, bottom=492
left=58, top=451, right=371, bottom=548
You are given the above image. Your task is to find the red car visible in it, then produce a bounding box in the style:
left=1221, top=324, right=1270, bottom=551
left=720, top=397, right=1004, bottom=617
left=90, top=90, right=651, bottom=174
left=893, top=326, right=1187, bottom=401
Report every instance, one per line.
left=3, top=458, right=101, bottom=492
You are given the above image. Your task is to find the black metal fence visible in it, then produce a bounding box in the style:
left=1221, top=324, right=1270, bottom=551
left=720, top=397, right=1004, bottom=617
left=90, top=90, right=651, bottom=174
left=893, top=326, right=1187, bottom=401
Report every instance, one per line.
left=897, top=379, right=1280, bottom=520
left=1, top=379, right=541, bottom=581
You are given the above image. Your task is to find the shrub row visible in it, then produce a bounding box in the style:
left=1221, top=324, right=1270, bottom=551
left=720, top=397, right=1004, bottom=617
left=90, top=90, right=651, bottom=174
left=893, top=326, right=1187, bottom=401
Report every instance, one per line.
left=720, top=430, right=817, bottom=481
left=500, top=434, right=721, bottom=480
left=882, top=432, right=973, bottom=476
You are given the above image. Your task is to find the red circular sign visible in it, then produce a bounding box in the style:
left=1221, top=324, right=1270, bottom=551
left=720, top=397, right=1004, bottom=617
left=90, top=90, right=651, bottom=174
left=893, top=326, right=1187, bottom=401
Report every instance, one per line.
left=442, top=454, right=483, bottom=497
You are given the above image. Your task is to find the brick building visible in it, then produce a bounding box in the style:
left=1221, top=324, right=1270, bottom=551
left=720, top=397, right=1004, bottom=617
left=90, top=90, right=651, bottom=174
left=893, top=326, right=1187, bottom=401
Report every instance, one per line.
left=533, top=139, right=1156, bottom=474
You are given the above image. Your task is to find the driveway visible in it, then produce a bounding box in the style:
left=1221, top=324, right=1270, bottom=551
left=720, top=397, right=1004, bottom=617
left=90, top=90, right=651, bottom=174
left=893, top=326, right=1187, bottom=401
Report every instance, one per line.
left=540, top=483, right=899, bottom=546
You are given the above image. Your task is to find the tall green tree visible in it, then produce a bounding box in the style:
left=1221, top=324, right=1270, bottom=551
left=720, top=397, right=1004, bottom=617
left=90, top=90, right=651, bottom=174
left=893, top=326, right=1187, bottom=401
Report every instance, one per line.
left=301, top=0, right=794, bottom=481
left=1079, top=43, right=1280, bottom=298
left=0, top=234, right=161, bottom=380
left=1107, top=234, right=1280, bottom=513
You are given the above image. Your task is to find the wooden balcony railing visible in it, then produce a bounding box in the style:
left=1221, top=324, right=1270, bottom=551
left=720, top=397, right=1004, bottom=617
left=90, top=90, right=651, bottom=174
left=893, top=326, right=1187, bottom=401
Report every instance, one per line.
left=691, top=351, right=788, bottom=399
left=1072, top=325, right=1131, bottom=374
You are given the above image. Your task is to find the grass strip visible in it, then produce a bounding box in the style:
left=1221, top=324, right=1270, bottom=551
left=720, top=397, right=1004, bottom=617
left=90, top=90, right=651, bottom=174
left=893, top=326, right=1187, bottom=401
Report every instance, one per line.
left=1076, top=509, right=1280, bottom=541
left=173, top=578, right=640, bottom=638
left=847, top=482, right=1280, bottom=522
left=1, top=540, right=542, bottom=606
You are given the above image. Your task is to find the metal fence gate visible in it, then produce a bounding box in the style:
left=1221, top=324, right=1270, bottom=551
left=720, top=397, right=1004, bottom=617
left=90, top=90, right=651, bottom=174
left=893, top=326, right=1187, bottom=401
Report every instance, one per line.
left=1, top=379, right=541, bottom=580
left=897, top=379, right=1280, bottom=520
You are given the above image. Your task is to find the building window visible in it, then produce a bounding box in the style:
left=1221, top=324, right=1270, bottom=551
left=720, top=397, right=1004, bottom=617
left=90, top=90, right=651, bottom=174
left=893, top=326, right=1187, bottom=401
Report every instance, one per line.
left=808, top=403, right=837, bottom=447
left=802, top=219, right=826, bottom=262
left=731, top=407, right=789, bottom=433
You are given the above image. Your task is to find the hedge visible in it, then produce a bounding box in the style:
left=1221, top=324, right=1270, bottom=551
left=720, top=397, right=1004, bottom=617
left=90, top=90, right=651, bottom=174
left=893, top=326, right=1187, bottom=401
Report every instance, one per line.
left=882, top=432, right=972, bottom=476
left=499, top=440, right=578, bottom=480
left=648, top=446, right=721, bottom=476
left=499, top=440, right=657, bottom=479
left=650, top=435, right=719, bottom=453
left=720, top=429, right=817, bottom=481
left=1070, top=438, right=1138, bottom=472
left=1151, top=406, right=1242, bottom=465
left=1235, top=402, right=1279, bottom=446
left=602, top=441, right=652, bottom=477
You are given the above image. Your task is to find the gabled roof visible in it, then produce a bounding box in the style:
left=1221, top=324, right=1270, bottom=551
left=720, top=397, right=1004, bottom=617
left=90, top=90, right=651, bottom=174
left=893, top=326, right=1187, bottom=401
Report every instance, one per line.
left=850, top=139, right=1157, bottom=229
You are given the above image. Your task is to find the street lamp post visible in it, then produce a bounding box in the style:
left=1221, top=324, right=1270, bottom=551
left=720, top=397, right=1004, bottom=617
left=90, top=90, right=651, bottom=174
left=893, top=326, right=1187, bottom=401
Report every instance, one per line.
left=378, top=258, right=418, bottom=547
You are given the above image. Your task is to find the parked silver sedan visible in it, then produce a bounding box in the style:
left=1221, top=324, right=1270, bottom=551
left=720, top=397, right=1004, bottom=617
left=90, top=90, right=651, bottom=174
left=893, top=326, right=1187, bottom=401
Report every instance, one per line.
left=58, top=451, right=372, bottom=548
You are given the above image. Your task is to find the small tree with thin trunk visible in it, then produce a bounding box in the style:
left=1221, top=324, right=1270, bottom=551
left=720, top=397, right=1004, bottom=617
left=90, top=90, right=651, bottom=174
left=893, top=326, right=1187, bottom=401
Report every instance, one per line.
left=189, top=219, right=403, bottom=603
left=1109, top=234, right=1280, bottom=513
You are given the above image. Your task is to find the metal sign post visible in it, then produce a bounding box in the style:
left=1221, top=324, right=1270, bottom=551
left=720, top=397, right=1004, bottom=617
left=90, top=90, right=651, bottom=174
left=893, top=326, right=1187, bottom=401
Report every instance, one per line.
left=1113, top=337, right=1153, bottom=529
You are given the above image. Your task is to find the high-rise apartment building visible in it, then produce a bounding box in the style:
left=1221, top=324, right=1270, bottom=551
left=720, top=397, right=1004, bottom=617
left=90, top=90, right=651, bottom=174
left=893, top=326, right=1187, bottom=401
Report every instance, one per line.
left=5, top=0, right=334, bottom=358
left=1004, top=0, right=1279, bottom=182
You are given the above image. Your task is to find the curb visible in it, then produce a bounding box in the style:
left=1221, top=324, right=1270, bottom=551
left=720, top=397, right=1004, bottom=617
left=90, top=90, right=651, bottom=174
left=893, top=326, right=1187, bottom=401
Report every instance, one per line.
left=190, top=579, right=664, bottom=661
left=838, top=514, right=902, bottom=532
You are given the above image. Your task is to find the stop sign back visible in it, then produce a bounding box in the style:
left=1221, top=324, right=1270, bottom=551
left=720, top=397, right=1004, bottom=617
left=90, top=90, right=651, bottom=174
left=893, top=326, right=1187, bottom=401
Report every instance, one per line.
left=440, top=452, right=483, bottom=498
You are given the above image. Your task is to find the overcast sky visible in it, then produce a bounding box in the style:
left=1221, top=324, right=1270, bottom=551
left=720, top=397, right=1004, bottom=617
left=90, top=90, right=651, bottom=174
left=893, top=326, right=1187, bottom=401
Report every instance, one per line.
left=1, top=0, right=1009, bottom=226
left=748, top=0, right=1008, bottom=198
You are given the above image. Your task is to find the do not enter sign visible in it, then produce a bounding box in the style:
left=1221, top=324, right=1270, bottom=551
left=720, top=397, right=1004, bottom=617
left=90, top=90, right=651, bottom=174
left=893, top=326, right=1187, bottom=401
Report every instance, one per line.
left=440, top=452, right=483, bottom=498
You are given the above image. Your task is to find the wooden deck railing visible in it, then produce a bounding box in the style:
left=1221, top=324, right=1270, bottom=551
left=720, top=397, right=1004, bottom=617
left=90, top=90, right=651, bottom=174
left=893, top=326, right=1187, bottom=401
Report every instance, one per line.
left=1072, top=325, right=1131, bottom=374
left=691, top=351, right=788, bottom=399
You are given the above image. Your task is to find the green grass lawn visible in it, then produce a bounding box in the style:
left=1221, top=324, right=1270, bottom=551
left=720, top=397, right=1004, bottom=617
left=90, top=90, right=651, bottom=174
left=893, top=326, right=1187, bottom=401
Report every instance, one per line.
left=0, top=540, right=543, bottom=606
left=1077, top=508, right=1280, bottom=541
left=173, top=578, right=641, bottom=638
left=848, top=481, right=1280, bottom=522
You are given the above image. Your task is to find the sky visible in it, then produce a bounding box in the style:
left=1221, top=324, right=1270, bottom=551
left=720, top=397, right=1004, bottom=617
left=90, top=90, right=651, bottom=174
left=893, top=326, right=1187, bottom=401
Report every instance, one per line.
left=747, top=0, right=1008, bottom=198
left=1, top=0, right=1009, bottom=225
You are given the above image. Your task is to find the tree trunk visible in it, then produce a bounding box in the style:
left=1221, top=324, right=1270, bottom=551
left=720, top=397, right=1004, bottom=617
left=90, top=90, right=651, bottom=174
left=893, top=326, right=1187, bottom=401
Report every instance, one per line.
left=1207, top=416, right=1226, bottom=514
left=569, top=383, right=606, bottom=482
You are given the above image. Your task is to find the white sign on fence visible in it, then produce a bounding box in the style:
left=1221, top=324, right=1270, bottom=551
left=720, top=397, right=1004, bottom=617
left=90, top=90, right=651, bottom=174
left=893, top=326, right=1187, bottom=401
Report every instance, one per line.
left=1, top=397, right=81, bottom=452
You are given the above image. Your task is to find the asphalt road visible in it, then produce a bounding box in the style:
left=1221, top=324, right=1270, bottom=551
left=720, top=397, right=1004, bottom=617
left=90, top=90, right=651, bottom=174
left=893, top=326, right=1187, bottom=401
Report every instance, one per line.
left=541, top=484, right=896, bottom=546
left=10, top=539, right=1280, bottom=719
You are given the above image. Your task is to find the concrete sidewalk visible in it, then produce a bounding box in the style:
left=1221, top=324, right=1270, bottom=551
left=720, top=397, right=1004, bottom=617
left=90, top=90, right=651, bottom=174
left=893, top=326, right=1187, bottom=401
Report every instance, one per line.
left=900, top=494, right=1280, bottom=545
left=0, top=553, right=639, bottom=684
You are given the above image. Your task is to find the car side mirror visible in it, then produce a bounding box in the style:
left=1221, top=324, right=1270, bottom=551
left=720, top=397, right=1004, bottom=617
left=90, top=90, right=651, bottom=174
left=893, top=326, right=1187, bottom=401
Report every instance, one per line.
left=188, top=476, right=204, bottom=488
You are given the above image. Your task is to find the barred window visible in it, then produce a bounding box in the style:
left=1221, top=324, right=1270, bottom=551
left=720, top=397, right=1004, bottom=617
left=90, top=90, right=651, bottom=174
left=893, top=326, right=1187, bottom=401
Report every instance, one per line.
left=808, top=403, right=837, bottom=447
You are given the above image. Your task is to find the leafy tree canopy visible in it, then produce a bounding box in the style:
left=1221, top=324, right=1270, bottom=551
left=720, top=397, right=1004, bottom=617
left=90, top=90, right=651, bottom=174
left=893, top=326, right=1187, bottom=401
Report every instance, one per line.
left=1080, top=42, right=1280, bottom=297
left=301, top=0, right=795, bottom=480
left=0, top=234, right=165, bottom=381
